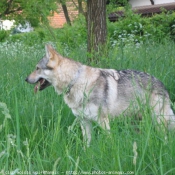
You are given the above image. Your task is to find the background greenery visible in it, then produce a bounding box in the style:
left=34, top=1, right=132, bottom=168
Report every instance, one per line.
left=1, top=10, right=175, bottom=47
left=0, top=10, right=175, bottom=175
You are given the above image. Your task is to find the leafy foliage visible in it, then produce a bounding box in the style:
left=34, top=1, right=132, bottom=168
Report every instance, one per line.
left=1, top=8, right=175, bottom=53
left=108, top=10, right=175, bottom=47
left=0, top=30, right=9, bottom=42
left=2, top=14, right=87, bottom=52
left=0, top=0, right=57, bottom=26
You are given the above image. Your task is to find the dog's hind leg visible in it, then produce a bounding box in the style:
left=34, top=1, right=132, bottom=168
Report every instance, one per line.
left=80, top=119, right=92, bottom=147
left=152, top=97, right=168, bottom=129
left=151, top=94, right=175, bottom=130
left=162, top=103, right=175, bottom=130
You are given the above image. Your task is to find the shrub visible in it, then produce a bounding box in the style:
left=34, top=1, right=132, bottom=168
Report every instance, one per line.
left=0, top=30, right=9, bottom=42
left=145, top=11, right=175, bottom=41
left=6, top=30, right=45, bottom=46
left=53, top=14, right=87, bottom=49
left=108, top=10, right=175, bottom=47
left=1, top=10, right=175, bottom=51
left=2, top=15, right=87, bottom=52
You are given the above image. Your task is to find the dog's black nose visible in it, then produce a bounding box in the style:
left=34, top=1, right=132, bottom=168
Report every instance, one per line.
left=25, top=77, right=28, bottom=82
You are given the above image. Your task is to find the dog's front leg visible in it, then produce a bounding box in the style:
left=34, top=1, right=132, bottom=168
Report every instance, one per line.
left=98, top=115, right=110, bottom=131
left=80, top=119, right=92, bottom=147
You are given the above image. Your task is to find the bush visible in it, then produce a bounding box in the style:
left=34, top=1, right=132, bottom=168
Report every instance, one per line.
left=0, top=30, right=9, bottom=42
left=1, top=15, right=87, bottom=53
left=6, top=30, right=45, bottom=46
left=53, top=14, right=87, bottom=49
left=108, top=10, right=175, bottom=47
left=145, top=11, right=175, bottom=40
left=1, top=10, right=175, bottom=51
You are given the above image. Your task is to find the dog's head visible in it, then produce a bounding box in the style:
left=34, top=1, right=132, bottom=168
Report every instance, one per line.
left=25, top=44, right=62, bottom=93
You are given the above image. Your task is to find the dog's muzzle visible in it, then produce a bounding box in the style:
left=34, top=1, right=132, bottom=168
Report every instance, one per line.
left=25, top=77, right=51, bottom=93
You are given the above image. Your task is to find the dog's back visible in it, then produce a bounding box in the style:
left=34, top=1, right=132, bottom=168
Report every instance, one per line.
left=97, top=69, right=175, bottom=126
left=73, top=68, right=175, bottom=129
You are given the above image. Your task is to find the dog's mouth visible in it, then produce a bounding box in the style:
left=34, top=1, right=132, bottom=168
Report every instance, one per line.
left=34, top=78, right=51, bottom=93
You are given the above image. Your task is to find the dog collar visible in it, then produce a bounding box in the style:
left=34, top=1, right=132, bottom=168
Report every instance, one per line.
left=65, top=66, right=83, bottom=94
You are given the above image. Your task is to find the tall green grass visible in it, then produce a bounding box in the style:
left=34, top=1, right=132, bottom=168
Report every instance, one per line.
left=0, top=40, right=175, bottom=174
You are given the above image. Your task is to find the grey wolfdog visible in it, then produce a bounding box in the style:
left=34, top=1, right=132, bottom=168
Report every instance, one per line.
left=25, top=45, right=175, bottom=146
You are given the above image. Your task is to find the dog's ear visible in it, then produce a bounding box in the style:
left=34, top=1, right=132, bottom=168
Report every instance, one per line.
left=45, top=44, right=54, bottom=59
left=45, top=45, right=59, bottom=69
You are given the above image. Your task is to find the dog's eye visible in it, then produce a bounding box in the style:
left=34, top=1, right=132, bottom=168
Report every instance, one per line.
left=36, top=67, right=39, bottom=70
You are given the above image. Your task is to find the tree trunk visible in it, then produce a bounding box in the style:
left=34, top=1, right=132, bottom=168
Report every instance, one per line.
left=61, top=0, right=71, bottom=26
left=87, top=0, right=107, bottom=64
left=78, top=0, right=84, bottom=15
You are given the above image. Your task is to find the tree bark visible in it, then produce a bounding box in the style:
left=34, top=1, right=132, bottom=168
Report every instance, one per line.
left=60, top=0, right=71, bottom=26
left=87, top=0, right=107, bottom=63
left=78, top=0, right=84, bottom=14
